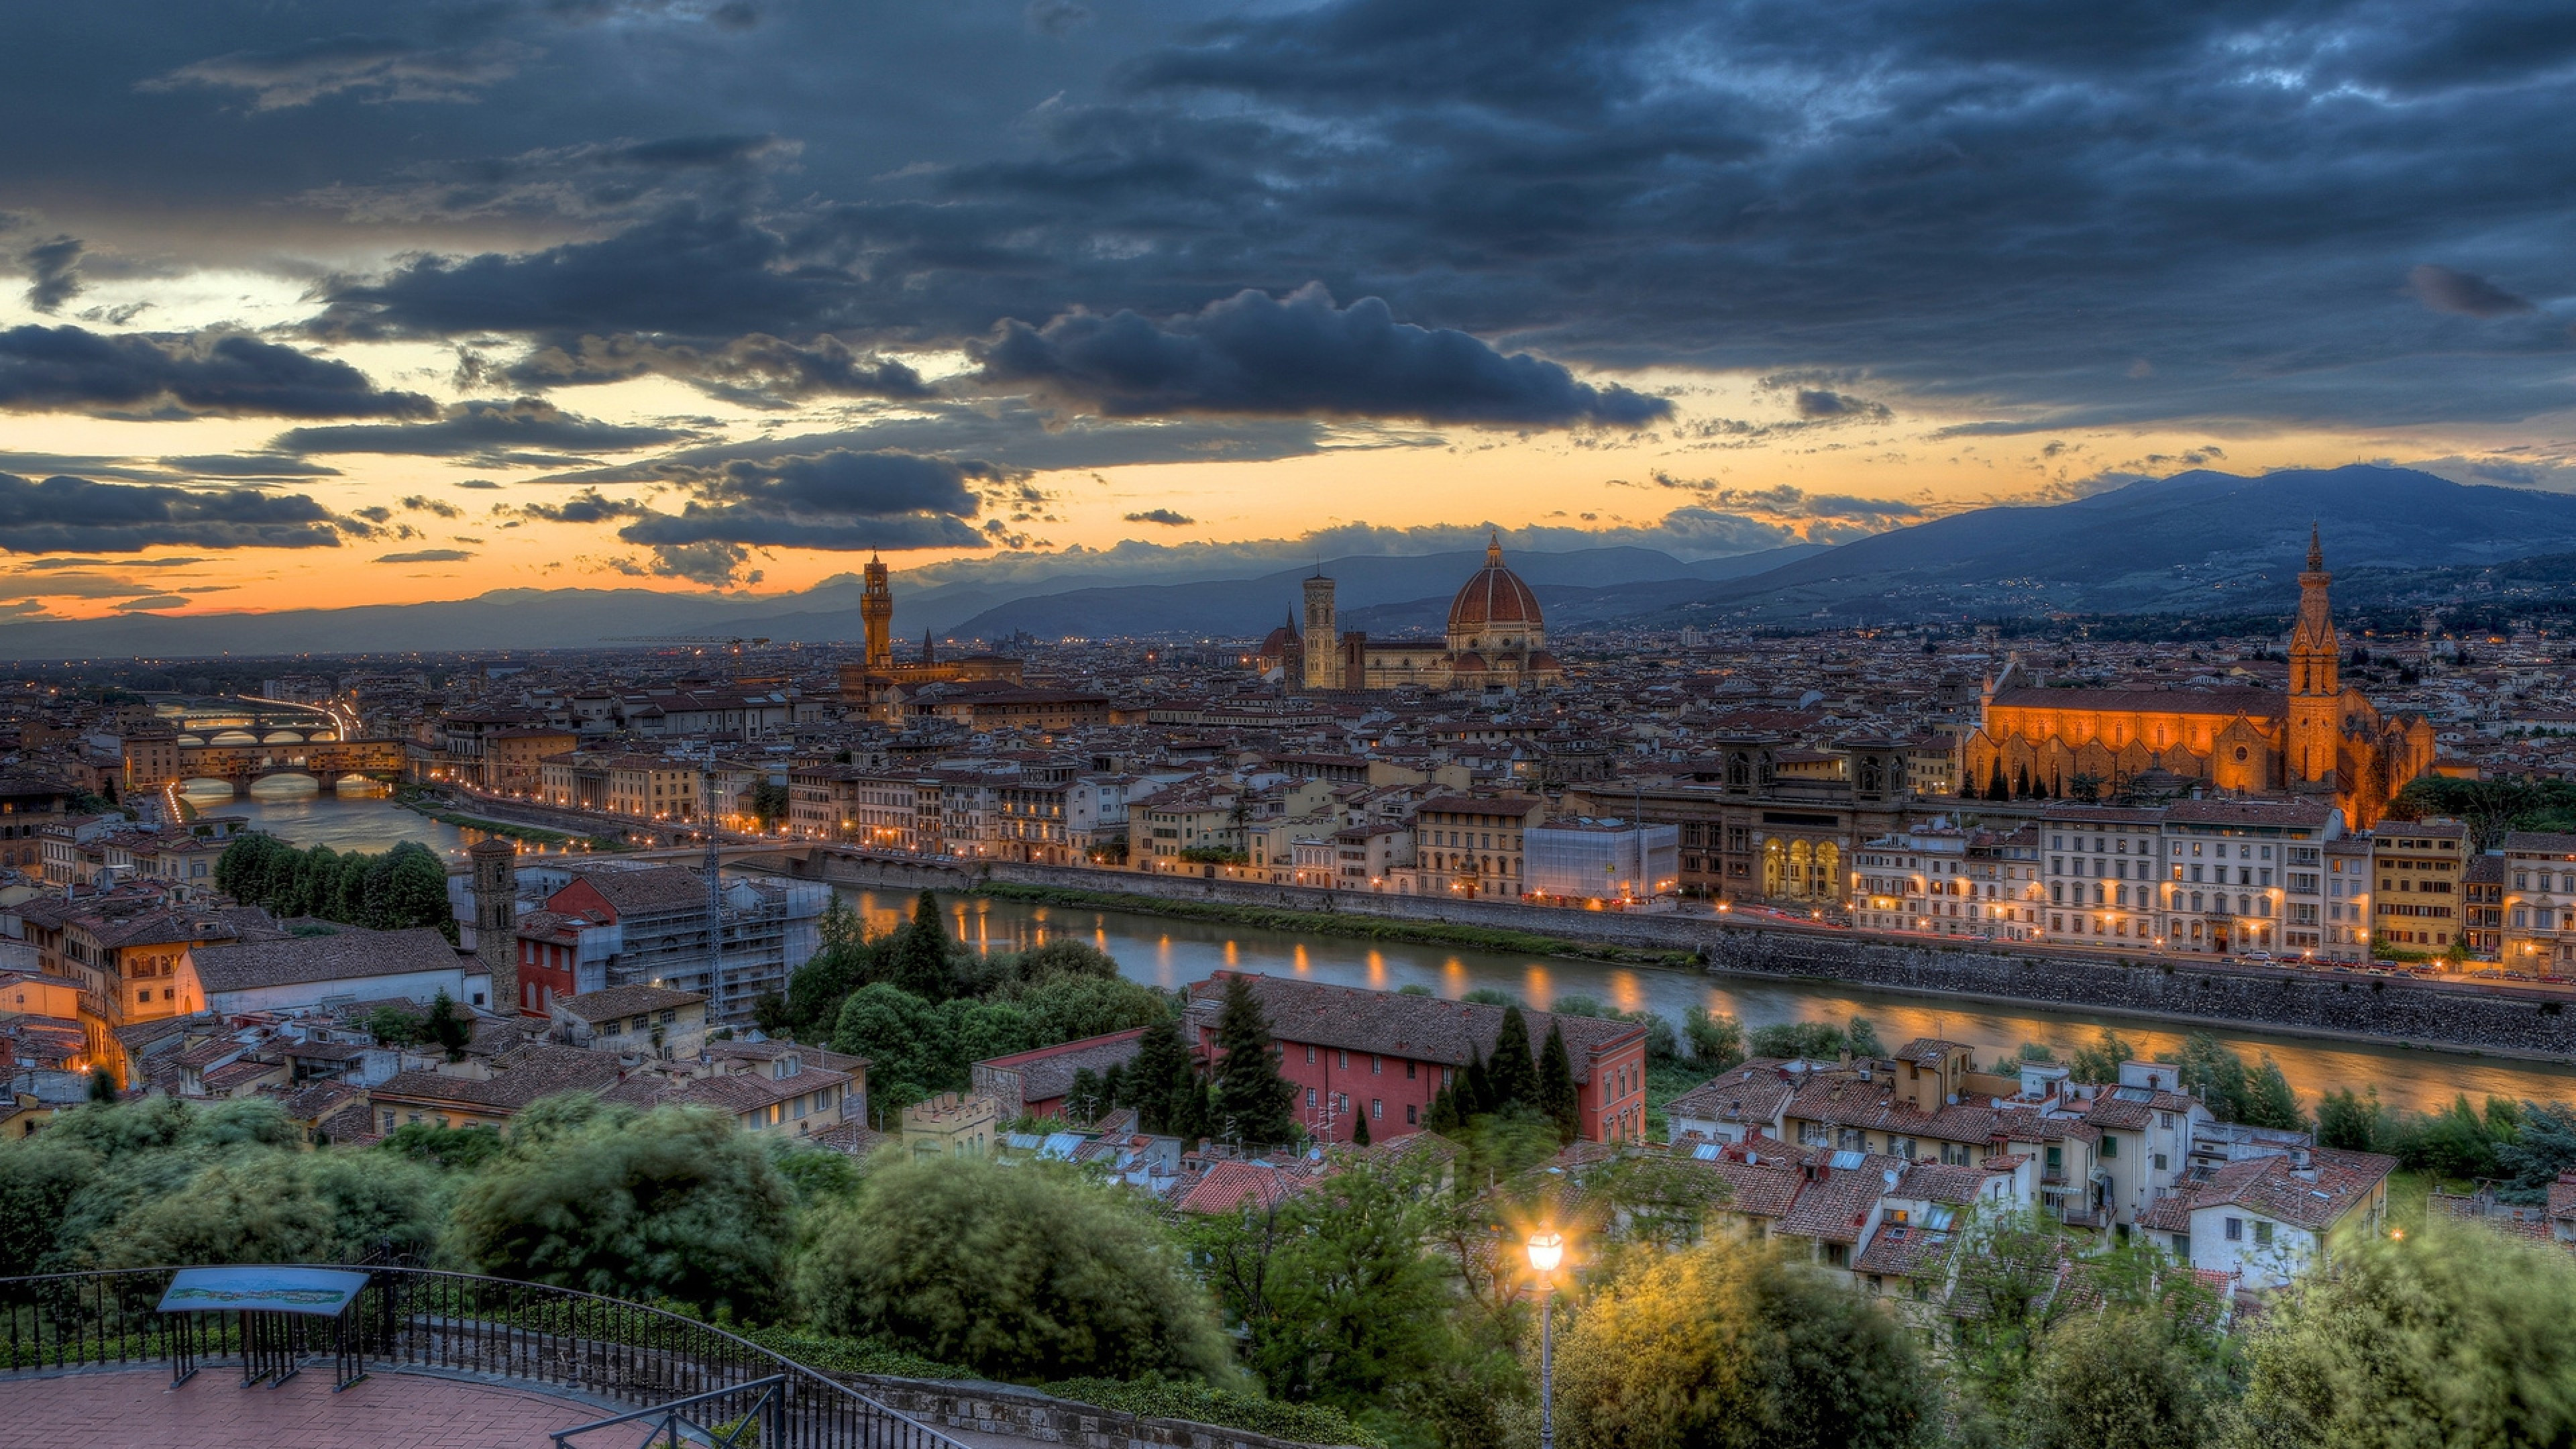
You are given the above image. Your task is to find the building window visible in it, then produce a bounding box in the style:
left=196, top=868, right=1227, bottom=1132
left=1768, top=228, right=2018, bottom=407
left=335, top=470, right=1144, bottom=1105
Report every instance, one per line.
left=1371, top=1098, right=1383, bottom=1120
left=2253, top=1220, right=2273, bottom=1247
left=2224, top=1216, right=2243, bottom=1242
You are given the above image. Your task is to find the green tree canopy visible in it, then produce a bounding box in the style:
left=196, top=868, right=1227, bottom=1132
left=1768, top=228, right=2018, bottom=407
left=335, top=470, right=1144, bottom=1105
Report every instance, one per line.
left=2233, top=1221, right=2576, bottom=1449
left=448, top=1096, right=796, bottom=1320
left=1549, top=1238, right=1931, bottom=1449
left=796, top=1153, right=1233, bottom=1384
left=887, top=890, right=957, bottom=1000
left=1538, top=1024, right=1580, bottom=1144
left=1121, top=1013, right=1197, bottom=1134
left=1485, top=1004, right=1540, bottom=1112
left=2019, top=1308, right=2233, bottom=1449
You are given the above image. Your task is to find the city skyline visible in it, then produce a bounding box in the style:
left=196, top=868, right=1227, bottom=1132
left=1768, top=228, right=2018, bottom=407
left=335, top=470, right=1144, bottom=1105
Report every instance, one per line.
left=3, top=2, right=2573, bottom=627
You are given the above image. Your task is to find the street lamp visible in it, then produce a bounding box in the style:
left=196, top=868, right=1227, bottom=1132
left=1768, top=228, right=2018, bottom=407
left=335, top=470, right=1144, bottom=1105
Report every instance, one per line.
left=1527, top=1229, right=1564, bottom=1449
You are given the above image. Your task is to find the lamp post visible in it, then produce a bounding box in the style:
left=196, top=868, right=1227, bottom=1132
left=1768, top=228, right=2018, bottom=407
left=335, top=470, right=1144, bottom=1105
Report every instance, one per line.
left=1527, top=1229, right=1564, bottom=1449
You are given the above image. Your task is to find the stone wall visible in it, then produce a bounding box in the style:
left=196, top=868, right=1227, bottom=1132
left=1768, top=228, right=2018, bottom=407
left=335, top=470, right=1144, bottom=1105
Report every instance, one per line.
left=833, top=1374, right=1356, bottom=1449
left=783, top=849, right=2576, bottom=1059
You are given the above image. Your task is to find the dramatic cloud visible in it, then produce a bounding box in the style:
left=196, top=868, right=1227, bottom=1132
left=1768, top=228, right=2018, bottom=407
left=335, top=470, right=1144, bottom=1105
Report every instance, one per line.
left=161, top=453, right=342, bottom=479
left=398, top=494, right=464, bottom=518
left=0, top=473, right=342, bottom=553
left=1125, top=508, right=1195, bottom=525
left=600, top=449, right=996, bottom=582
left=502, top=331, right=928, bottom=406
left=2408, top=264, right=2535, bottom=317
left=978, top=285, right=1669, bottom=426
left=20, top=234, right=82, bottom=313
left=374, top=547, right=474, bottom=562
left=305, top=134, right=801, bottom=223
left=0, top=327, right=435, bottom=419
left=144, top=36, right=531, bottom=110
left=272, top=398, right=692, bottom=461
left=504, top=488, right=649, bottom=524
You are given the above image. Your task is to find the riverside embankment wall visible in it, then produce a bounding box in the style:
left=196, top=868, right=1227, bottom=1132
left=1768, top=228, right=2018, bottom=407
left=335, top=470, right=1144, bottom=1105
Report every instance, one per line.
left=771, top=848, right=2576, bottom=1059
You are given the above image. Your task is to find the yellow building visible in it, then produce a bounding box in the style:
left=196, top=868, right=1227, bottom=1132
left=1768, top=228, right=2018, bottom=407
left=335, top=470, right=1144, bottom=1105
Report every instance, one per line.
left=903, top=1091, right=998, bottom=1159
left=2500, top=832, right=2576, bottom=976
left=2369, top=821, right=2467, bottom=954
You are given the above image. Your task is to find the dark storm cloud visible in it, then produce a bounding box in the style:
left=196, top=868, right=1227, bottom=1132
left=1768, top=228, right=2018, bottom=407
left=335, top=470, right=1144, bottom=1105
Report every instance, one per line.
left=0, top=327, right=435, bottom=419
left=503, top=331, right=928, bottom=406
left=1792, top=390, right=1891, bottom=422
left=7, top=0, right=2576, bottom=437
left=161, top=453, right=343, bottom=479
left=305, top=134, right=800, bottom=223
left=977, top=284, right=1668, bottom=426
left=21, top=235, right=83, bottom=313
left=2408, top=264, right=2535, bottom=318
left=143, top=35, right=532, bottom=110
left=504, top=487, right=648, bottom=524
left=1125, top=508, right=1193, bottom=525
left=0, top=473, right=341, bottom=553
left=595, top=448, right=997, bottom=582
left=272, top=398, right=693, bottom=458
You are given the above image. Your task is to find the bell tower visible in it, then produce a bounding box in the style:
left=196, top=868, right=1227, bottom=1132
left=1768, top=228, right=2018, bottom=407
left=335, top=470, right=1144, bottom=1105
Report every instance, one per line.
left=2286, top=524, right=2341, bottom=786
left=1301, top=572, right=1339, bottom=692
left=861, top=553, right=894, bottom=672
left=470, top=836, right=519, bottom=1015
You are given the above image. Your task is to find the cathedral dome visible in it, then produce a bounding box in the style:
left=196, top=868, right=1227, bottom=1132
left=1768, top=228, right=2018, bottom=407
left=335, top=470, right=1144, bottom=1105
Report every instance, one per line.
left=1447, top=536, right=1543, bottom=636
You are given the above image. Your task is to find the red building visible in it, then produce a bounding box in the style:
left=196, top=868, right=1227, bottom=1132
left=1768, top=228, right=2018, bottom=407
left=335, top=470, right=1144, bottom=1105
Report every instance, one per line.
left=1187, top=973, right=1651, bottom=1145
left=508, top=908, right=589, bottom=1016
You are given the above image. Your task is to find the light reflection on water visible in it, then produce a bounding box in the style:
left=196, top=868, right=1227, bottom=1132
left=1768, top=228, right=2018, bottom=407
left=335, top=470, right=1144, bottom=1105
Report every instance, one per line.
left=833, top=886, right=2576, bottom=1114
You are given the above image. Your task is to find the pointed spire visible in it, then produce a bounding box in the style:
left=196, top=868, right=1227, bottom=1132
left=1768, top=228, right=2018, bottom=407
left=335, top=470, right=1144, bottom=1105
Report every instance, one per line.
left=2307, top=523, right=2323, bottom=574
left=1487, top=529, right=1503, bottom=568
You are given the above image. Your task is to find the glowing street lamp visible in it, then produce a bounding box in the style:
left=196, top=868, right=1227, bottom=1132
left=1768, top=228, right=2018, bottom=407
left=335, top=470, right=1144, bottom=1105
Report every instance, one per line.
left=1528, top=1229, right=1565, bottom=1449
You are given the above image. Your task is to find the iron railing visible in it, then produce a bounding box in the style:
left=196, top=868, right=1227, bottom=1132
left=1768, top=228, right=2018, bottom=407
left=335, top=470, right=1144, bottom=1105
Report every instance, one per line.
left=1, top=1266, right=967, bottom=1449
left=550, top=1374, right=788, bottom=1448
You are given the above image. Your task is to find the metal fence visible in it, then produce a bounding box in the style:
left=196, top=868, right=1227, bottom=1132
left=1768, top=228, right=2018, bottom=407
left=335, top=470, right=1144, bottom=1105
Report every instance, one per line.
left=1, top=1266, right=969, bottom=1449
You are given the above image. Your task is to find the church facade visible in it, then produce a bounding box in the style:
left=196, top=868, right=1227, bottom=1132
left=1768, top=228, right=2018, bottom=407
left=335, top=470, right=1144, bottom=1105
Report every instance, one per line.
left=1283, top=537, right=1566, bottom=694
left=1957, top=531, right=2435, bottom=827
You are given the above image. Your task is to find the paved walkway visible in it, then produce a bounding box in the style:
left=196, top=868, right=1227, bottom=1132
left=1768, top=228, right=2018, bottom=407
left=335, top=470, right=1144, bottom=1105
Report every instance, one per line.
left=5, top=1366, right=602, bottom=1448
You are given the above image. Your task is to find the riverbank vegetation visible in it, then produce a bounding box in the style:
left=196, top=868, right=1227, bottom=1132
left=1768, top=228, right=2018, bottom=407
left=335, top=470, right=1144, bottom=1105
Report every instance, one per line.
left=968, top=881, right=1699, bottom=968
left=213, top=833, right=455, bottom=941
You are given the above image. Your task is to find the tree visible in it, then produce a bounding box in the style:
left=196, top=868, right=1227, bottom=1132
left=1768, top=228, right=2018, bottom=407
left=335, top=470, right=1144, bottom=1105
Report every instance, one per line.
left=0, top=1135, right=99, bottom=1275
left=1550, top=1238, right=1930, bottom=1449
left=784, top=896, right=873, bottom=1041
left=747, top=780, right=790, bottom=830
left=2018, top=1309, right=2231, bottom=1449
left=1008, top=973, right=1171, bottom=1044
left=1843, top=1014, right=1885, bottom=1058
left=831, top=983, right=953, bottom=1094
left=887, top=890, right=957, bottom=1000
left=2316, top=1086, right=2392, bottom=1152
left=2068, top=1028, right=2141, bottom=1085
left=796, top=1154, right=1233, bottom=1383
left=1241, top=1159, right=1453, bottom=1410
left=1350, top=1108, right=1371, bottom=1147
left=2232, top=1220, right=2576, bottom=1449
left=1210, top=976, right=1297, bottom=1147
left=1121, top=1014, right=1197, bottom=1134
left=2394, top=1094, right=2516, bottom=1181
left=366, top=1003, right=423, bottom=1047
left=2496, top=1101, right=2576, bottom=1203
left=1683, top=1008, right=1745, bottom=1069
left=87, top=1066, right=118, bottom=1103
left=2241, top=1056, right=2306, bottom=1131
left=1538, top=1024, right=1580, bottom=1144
left=422, top=990, right=472, bottom=1061
left=2176, top=1034, right=2251, bottom=1121
left=1066, top=1067, right=1107, bottom=1124
left=377, top=1120, right=506, bottom=1173
left=449, top=1098, right=795, bottom=1320
left=1748, top=1020, right=1849, bottom=1061
left=1485, top=1005, right=1540, bottom=1112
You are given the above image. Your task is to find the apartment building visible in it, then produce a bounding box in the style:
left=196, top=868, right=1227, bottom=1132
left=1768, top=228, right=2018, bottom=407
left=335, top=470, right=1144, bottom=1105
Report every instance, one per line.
left=2371, top=821, right=2467, bottom=953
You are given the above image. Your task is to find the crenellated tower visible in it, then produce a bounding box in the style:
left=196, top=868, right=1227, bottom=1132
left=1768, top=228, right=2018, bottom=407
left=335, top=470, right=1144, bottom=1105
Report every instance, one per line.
left=1301, top=572, right=1339, bottom=692
left=861, top=553, right=894, bottom=672
left=2287, top=524, right=2341, bottom=787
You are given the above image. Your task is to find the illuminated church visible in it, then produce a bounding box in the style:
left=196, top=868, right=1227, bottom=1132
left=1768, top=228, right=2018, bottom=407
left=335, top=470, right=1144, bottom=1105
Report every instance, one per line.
left=1957, top=529, right=2435, bottom=826
left=1278, top=536, right=1566, bottom=694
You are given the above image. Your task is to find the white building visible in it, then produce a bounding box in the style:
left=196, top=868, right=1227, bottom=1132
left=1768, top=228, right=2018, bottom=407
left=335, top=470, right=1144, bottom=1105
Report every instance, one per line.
left=1524, top=818, right=1680, bottom=902
left=179, top=926, right=487, bottom=1016
left=2141, top=1145, right=2394, bottom=1290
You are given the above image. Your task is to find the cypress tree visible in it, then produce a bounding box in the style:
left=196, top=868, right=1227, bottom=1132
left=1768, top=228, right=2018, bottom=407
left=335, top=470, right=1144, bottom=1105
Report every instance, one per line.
left=1462, top=1047, right=1493, bottom=1118
left=1486, top=1004, right=1541, bottom=1113
left=1209, top=975, right=1297, bottom=1147
left=1123, top=1013, right=1195, bottom=1134
left=1538, top=1023, right=1580, bottom=1144
left=1350, top=1108, right=1371, bottom=1147
left=1424, top=1083, right=1460, bottom=1136
left=888, top=890, right=956, bottom=1000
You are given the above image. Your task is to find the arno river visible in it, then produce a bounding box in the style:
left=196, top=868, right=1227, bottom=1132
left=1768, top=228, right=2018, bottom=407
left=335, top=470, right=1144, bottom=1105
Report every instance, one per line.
left=195, top=782, right=2576, bottom=1114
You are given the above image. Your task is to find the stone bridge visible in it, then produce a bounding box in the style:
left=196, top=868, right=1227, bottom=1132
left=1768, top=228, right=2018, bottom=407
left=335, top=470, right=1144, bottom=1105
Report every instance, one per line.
left=177, top=737, right=407, bottom=787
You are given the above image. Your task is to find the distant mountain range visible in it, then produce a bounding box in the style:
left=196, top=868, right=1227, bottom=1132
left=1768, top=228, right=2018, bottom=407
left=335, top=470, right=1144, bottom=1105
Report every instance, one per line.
left=0, top=465, right=2566, bottom=659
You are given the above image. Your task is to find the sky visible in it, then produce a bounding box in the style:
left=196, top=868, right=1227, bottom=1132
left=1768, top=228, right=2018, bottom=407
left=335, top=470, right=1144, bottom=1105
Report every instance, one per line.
left=2, top=0, right=2573, bottom=623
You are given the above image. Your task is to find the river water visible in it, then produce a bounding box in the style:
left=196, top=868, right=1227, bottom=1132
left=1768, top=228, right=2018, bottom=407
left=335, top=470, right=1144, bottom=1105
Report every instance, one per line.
left=196, top=788, right=2576, bottom=1112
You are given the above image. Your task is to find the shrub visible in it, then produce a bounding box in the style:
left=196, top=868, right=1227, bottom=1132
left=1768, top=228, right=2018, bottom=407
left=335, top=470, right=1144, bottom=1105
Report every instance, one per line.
left=795, top=1153, right=1232, bottom=1384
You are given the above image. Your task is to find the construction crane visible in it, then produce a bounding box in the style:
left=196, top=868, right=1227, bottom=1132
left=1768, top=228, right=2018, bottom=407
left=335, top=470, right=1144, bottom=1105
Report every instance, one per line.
left=602, top=635, right=772, bottom=654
